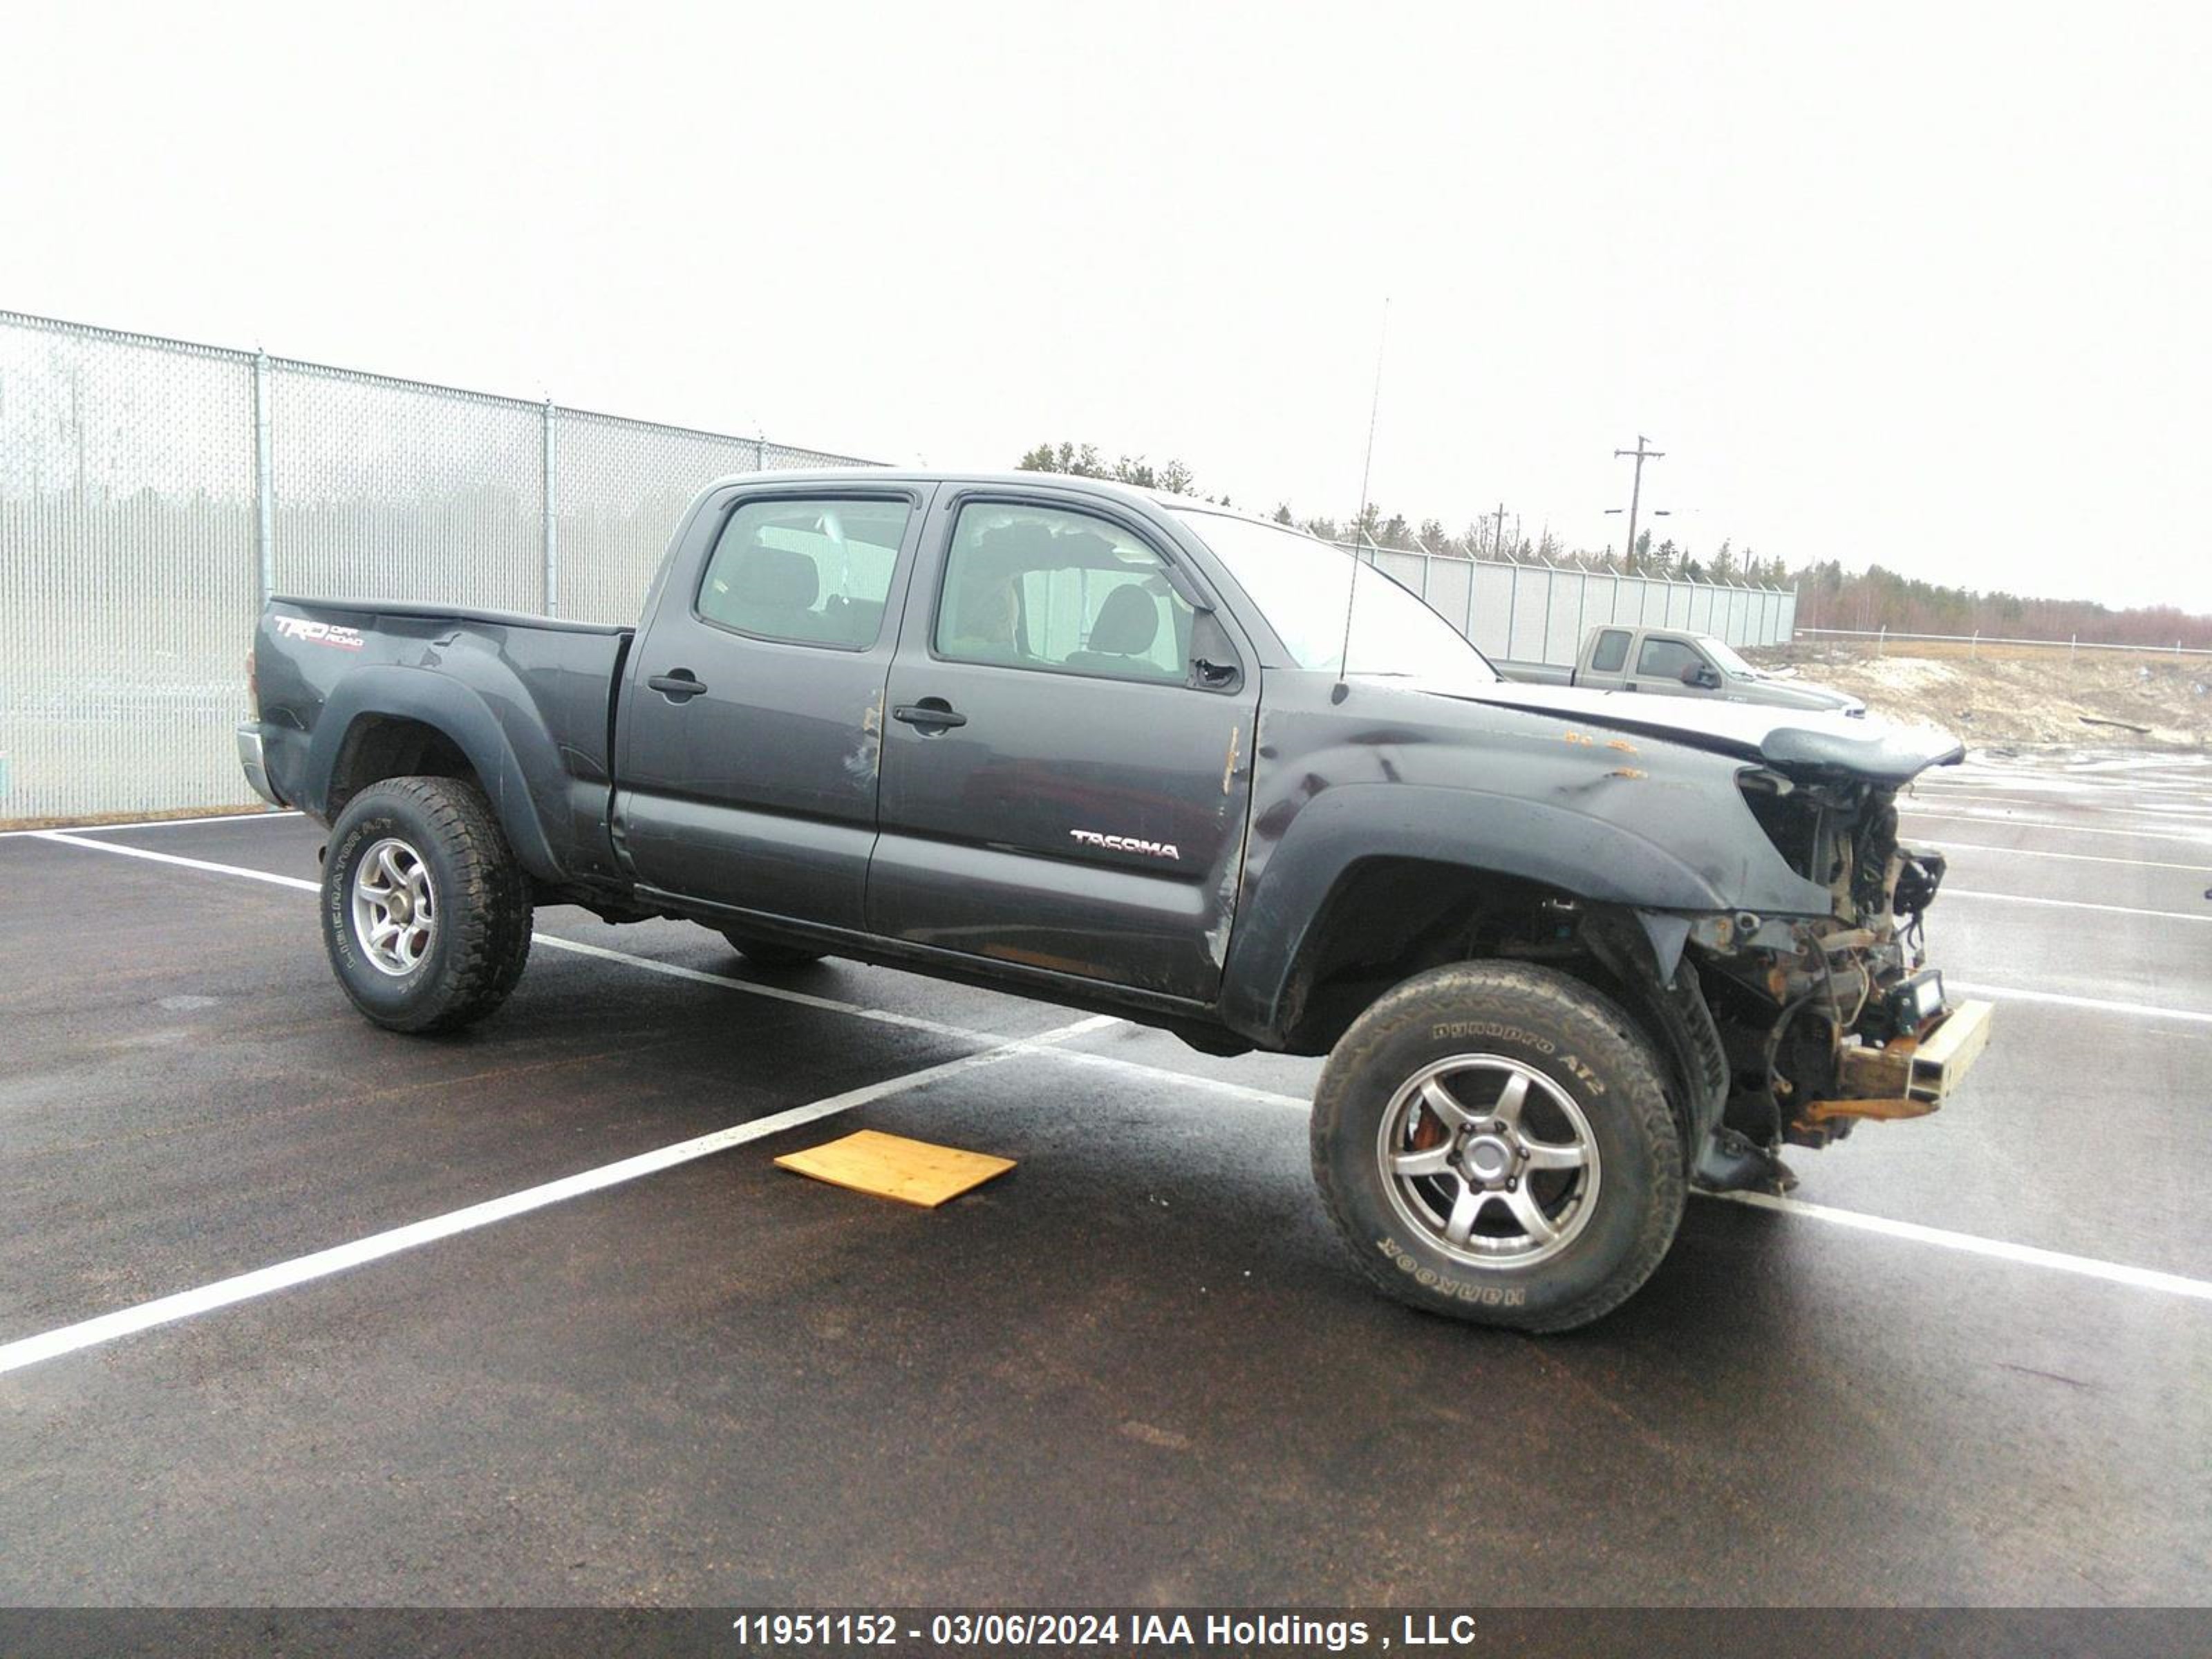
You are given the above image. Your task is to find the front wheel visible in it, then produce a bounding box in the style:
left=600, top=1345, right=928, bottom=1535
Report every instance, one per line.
left=1311, top=962, right=1684, bottom=1332
left=321, top=776, right=533, bottom=1033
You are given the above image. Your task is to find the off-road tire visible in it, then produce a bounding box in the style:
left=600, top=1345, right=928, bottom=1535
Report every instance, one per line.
left=321, top=776, right=534, bottom=1033
left=717, top=929, right=827, bottom=970
left=1311, top=961, right=1684, bottom=1333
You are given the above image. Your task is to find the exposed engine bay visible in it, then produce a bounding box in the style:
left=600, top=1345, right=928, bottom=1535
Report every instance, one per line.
left=1675, top=767, right=1991, bottom=1190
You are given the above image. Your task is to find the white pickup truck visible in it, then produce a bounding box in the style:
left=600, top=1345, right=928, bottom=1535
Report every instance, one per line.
left=1498, top=625, right=1864, bottom=715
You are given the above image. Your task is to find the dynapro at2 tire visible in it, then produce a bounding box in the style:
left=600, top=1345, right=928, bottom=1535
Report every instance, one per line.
left=1311, top=961, right=1684, bottom=1333
left=321, top=776, right=534, bottom=1034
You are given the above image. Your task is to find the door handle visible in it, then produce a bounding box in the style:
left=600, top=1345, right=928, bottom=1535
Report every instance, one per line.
left=648, top=671, right=707, bottom=701
left=892, top=698, right=967, bottom=731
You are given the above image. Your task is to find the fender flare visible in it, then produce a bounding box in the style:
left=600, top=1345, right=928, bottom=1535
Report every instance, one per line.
left=1219, top=783, right=1733, bottom=1044
left=306, top=665, right=566, bottom=882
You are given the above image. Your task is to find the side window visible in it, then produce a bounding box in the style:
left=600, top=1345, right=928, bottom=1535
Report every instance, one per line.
left=936, top=503, right=1194, bottom=683
left=1635, top=636, right=1703, bottom=679
left=697, top=497, right=912, bottom=648
left=1588, top=628, right=1631, bottom=673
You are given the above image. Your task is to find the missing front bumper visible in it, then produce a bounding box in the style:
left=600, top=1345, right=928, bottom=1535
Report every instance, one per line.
left=1801, top=997, right=1996, bottom=1126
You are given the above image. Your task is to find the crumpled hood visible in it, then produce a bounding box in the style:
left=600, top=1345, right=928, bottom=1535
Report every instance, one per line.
left=1429, top=679, right=1964, bottom=786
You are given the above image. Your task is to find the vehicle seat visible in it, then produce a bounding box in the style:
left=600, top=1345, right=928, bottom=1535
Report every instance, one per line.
left=729, top=544, right=823, bottom=639
left=1065, top=585, right=1170, bottom=678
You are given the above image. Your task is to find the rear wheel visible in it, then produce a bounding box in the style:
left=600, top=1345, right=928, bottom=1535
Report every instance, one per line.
left=717, top=929, right=827, bottom=970
left=321, top=776, right=533, bottom=1033
left=1311, top=961, right=1683, bottom=1332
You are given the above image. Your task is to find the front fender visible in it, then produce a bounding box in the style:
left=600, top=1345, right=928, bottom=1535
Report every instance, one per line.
left=1217, top=775, right=1841, bottom=1046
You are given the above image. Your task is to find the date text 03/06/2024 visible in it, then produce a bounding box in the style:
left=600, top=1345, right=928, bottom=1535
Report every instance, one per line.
left=723, top=1611, right=1531, bottom=1650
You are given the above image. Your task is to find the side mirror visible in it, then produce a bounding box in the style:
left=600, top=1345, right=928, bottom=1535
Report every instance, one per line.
left=1683, top=662, right=1720, bottom=688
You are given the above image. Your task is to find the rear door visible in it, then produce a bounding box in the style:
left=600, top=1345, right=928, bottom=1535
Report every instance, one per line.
left=614, top=480, right=932, bottom=930
left=1577, top=626, right=1633, bottom=689
left=868, top=489, right=1259, bottom=1003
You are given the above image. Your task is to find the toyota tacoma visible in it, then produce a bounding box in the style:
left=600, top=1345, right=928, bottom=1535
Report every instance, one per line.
left=238, top=471, right=1991, bottom=1331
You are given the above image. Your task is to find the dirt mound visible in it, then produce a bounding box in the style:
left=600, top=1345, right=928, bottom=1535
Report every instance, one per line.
left=1747, top=643, right=2212, bottom=749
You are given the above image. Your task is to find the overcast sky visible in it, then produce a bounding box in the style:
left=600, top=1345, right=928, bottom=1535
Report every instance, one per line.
left=6, top=1, right=2206, bottom=612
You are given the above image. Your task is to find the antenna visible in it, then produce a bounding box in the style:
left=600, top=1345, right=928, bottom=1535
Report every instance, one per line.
left=1334, top=297, right=1389, bottom=700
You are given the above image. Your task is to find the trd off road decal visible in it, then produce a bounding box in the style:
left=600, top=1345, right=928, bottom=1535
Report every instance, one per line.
left=1069, top=829, right=1181, bottom=861
left=273, top=617, right=366, bottom=650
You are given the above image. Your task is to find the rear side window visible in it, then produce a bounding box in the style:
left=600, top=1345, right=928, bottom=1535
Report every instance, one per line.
left=1636, top=636, right=1704, bottom=679
left=1589, top=628, right=1631, bottom=673
left=697, top=498, right=912, bottom=648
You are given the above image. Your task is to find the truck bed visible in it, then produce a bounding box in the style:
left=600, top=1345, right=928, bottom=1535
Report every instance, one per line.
left=1490, top=658, right=1577, bottom=685
left=249, top=597, right=634, bottom=886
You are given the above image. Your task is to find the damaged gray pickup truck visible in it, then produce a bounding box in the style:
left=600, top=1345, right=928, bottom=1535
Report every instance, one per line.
left=238, top=471, right=1992, bottom=1331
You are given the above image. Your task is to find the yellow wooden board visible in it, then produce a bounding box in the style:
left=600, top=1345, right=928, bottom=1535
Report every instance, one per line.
left=774, top=1129, right=1016, bottom=1209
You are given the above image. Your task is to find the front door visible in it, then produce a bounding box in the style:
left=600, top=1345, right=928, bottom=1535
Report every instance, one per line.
left=1624, top=632, right=1708, bottom=697
left=869, top=491, right=1258, bottom=1003
left=615, top=482, right=931, bottom=930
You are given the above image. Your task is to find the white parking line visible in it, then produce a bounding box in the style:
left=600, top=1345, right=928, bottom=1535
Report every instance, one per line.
left=29, top=830, right=1311, bottom=1104
left=1946, top=980, right=2212, bottom=1027
left=0, top=1013, right=1118, bottom=1379
left=33, top=830, right=322, bottom=893
left=0, top=809, right=299, bottom=839
left=1944, top=887, right=2212, bottom=924
left=1900, top=809, right=2212, bottom=846
left=42, top=828, right=2212, bottom=1042
left=1718, top=1192, right=2212, bottom=1302
left=15, top=820, right=2212, bottom=1374
left=1922, top=840, right=2212, bottom=876
left=1910, top=787, right=2211, bottom=816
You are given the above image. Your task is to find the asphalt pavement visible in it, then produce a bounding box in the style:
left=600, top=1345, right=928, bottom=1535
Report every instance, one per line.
left=1, top=749, right=2208, bottom=1610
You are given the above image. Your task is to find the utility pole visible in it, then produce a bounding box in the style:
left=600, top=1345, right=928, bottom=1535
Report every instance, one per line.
left=1612, top=434, right=1664, bottom=570
left=1492, top=501, right=1507, bottom=559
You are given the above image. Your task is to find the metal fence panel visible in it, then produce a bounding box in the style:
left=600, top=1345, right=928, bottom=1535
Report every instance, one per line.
left=1615, top=578, right=1649, bottom=635
left=1470, top=562, right=1515, bottom=657
left=270, top=362, right=544, bottom=612
left=1497, top=566, right=1535, bottom=661
left=1374, top=548, right=1425, bottom=597
left=557, top=413, right=768, bottom=626
left=1539, top=570, right=1582, bottom=663
left=1, top=317, right=256, bottom=821
left=1424, top=557, right=1471, bottom=640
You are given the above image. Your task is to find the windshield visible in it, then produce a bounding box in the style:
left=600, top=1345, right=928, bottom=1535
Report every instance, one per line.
left=1696, top=634, right=1759, bottom=677
left=1170, top=510, right=1498, bottom=683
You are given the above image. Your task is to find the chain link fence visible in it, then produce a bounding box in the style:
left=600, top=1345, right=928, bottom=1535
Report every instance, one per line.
left=0, top=310, right=871, bottom=824
left=2, top=308, right=1799, bottom=826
